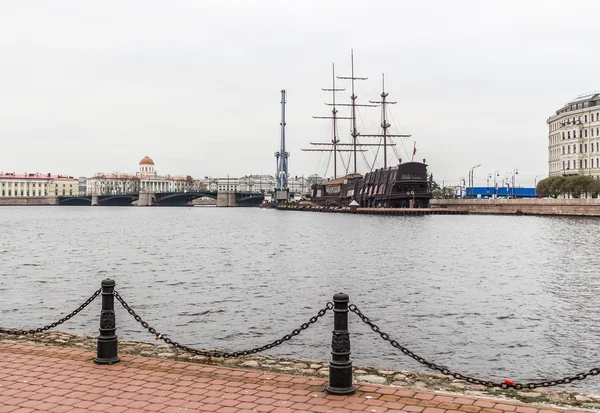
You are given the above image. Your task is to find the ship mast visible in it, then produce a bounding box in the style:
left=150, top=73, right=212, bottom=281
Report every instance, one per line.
left=337, top=49, right=378, bottom=174
left=303, top=52, right=397, bottom=178
left=329, top=65, right=340, bottom=178
left=362, top=73, right=411, bottom=168
left=302, top=63, right=362, bottom=179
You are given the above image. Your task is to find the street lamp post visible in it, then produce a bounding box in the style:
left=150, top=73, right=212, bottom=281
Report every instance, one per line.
left=493, top=171, right=500, bottom=199
left=512, top=168, right=518, bottom=199
left=468, top=164, right=481, bottom=199
left=460, top=177, right=465, bottom=198
left=487, top=173, right=492, bottom=196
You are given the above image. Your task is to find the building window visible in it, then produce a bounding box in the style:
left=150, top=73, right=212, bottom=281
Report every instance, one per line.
left=580, top=160, right=583, bottom=169
left=585, top=115, right=588, bottom=122
left=585, top=130, right=588, bottom=137
left=585, top=144, right=588, bottom=152
left=563, top=132, right=565, bottom=140
left=568, top=146, right=571, bottom=154
left=568, top=131, right=571, bottom=139
left=585, top=159, right=588, bottom=169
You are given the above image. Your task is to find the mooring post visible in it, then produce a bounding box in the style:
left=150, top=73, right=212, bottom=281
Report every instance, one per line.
left=326, top=292, right=355, bottom=394
left=94, top=279, right=120, bottom=365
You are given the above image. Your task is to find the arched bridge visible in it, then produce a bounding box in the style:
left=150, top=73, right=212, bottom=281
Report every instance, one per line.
left=58, top=191, right=264, bottom=207
left=156, top=191, right=264, bottom=207
left=58, top=194, right=139, bottom=206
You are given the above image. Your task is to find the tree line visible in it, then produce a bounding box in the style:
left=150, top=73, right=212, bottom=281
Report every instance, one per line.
left=536, top=175, right=600, bottom=198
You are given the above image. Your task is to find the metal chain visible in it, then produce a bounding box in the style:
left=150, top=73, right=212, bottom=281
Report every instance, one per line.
left=0, top=289, right=102, bottom=336
left=114, top=290, right=333, bottom=358
left=349, top=304, right=600, bottom=389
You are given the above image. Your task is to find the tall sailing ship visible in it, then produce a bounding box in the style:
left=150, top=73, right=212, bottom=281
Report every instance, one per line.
left=302, top=50, right=432, bottom=208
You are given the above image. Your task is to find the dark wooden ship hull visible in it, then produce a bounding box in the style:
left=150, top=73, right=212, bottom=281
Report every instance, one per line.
left=310, top=162, right=432, bottom=208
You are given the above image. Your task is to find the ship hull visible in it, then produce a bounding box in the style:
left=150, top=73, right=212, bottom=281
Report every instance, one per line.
left=310, top=162, right=432, bottom=208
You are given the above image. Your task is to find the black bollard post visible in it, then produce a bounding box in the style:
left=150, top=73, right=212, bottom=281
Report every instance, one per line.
left=94, top=279, right=120, bottom=365
left=326, top=292, right=355, bottom=394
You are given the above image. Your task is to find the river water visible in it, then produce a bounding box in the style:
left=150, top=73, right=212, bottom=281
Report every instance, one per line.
left=1, top=206, right=600, bottom=391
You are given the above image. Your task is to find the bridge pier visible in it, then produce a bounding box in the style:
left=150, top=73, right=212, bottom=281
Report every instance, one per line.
left=91, top=195, right=99, bottom=206
left=138, top=191, right=156, bottom=206
left=216, top=191, right=238, bottom=207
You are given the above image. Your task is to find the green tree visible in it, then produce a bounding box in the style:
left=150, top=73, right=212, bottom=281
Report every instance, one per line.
left=591, top=179, right=600, bottom=198
left=427, top=173, right=440, bottom=191
left=538, top=175, right=600, bottom=198
left=536, top=177, right=550, bottom=197
left=548, top=175, right=566, bottom=198
left=433, top=187, right=457, bottom=199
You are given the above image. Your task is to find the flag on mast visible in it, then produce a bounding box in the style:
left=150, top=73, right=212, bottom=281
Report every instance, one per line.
left=412, top=141, right=416, bottom=161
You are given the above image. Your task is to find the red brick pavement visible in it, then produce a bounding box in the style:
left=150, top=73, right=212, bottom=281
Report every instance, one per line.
left=0, top=342, right=587, bottom=413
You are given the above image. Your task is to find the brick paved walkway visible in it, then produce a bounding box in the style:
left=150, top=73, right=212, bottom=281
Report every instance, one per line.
left=0, top=342, right=586, bottom=413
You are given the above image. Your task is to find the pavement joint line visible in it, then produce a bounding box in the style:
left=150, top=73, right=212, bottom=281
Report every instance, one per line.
left=0, top=342, right=593, bottom=413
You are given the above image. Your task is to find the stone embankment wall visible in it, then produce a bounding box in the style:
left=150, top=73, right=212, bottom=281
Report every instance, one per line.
left=431, top=198, right=600, bottom=216
left=0, top=196, right=58, bottom=206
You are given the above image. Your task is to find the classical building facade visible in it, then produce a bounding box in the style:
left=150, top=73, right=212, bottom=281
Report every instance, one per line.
left=0, top=173, right=53, bottom=197
left=206, top=175, right=276, bottom=192
left=86, top=157, right=198, bottom=195
left=548, top=92, right=600, bottom=177
left=51, top=176, right=79, bottom=196
left=0, top=173, right=79, bottom=197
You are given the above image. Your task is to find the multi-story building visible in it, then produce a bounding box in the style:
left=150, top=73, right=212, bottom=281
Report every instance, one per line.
left=548, top=92, right=600, bottom=177
left=86, top=156, right=199, bottom=195
left=0, top=173, right=53, bottom=197
left=206, top=175, right=275, bottom=192
left=50, top=176, right=79, bottom=196
left=307, top=174, right=324, bottom=188
left=288, top=176, right=310, bottom=195
left=78, top=177, right=87, bottom=195
left=86, top=173, right=140, bottom=195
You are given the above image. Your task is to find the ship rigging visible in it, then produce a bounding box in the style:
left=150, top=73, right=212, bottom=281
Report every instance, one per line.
left=302, top=50, right=412, bottom=178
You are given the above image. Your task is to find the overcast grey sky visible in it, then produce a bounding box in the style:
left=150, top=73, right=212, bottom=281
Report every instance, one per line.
left=1, top=0, right=598, bottom=186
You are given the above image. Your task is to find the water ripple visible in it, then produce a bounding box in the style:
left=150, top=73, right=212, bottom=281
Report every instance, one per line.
left=0, top=208, right=599, bottom=391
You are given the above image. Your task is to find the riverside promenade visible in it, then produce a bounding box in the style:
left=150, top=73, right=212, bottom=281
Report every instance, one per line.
left=0, top=342, right=586, bottom=413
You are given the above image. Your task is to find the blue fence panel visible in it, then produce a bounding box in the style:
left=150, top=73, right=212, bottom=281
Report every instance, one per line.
left=464, top=187, right=537, bottom=198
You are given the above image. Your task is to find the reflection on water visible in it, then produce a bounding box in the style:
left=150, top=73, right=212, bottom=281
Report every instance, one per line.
left=1, top=207, right=600, bottom=391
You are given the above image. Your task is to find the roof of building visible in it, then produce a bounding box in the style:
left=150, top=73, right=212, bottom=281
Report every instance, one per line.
left=165, top=175, right=193, bottom=181
left=323, top=173, right=363, bottom=186
left=139, top=156, right=154, bottom=165
left=0, top=173, right=63, bottom=181
left=89, top=173, right=137, bottom=180
left=568, top=92, right=600, bottom=104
